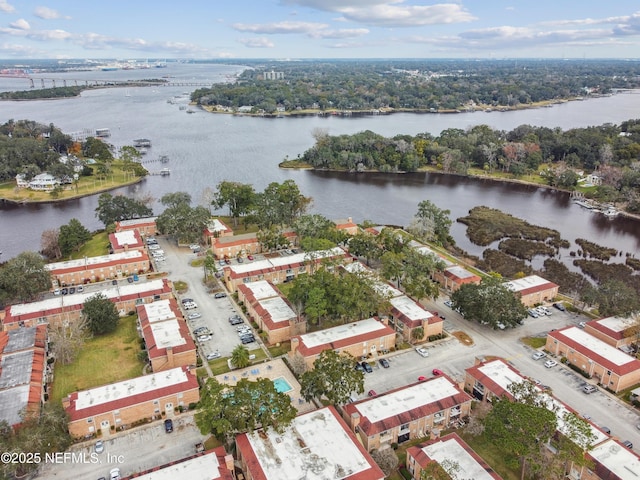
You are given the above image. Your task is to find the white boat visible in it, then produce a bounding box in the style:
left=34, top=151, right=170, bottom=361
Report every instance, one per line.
left=603, top=207, right=619, bottom=218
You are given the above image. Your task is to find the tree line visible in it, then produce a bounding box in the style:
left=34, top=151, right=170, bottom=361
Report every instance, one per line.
left=299, top=119, right=640, bottom=211
left=191, top=59, right=640, bottom=114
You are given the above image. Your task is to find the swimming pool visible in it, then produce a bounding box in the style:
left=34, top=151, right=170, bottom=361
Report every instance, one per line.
left=272, top=376, right=293, bottom=393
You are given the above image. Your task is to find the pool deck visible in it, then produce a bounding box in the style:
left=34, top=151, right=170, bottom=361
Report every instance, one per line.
left=214, top=358, right=316, bottom=414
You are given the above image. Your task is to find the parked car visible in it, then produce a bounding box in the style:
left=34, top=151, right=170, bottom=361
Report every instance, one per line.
left=379, top=358, right=390, bottom=368
left=194, top=327, right=210, bottom=335
left=444, top=300, right=453, bottom=308
left=111, top=279, right=118, bottom=285
left=77, top=285, right=84, bottom=293
left=197, top=334, right=213, bottom=342
left=418, top=375, right=427, bottom=382
left=432, top=368, right=444, bottom=376
left=532, top=351, right=546, bottom=360
left=367, top=389, right=377, bottom=397
left=553, top=302, right=566, bottom=311
left=236, top=257, right=244, bottom=263
left=622, top=440, right=633, bottom=449
left=582, top=385, right=597, bottom=394
left=578, top=321, right=586, bottom=328
left=361, top=362, right=373, bottom=373
left=206, top=352, right=221, bottom=360
left=181, top=298, right=193, bottom=304
left=164, top=419, right=173, bottom=433
left=69, top=287, right=76, bottom=294
left=94, top=440, right=104, bottom=454
left=354, top=363, right=365, bottom=372
left=415, top=347, right=429, bottom=358
left=61, top=287, right=68, bottom=295
left=53, top=288, right=61, bottom=295
left=214, top=292, right=227, bottom=299
left=600, top=426, right=611, bottom=434
left=110, top=468, right=121, bottom=480
left=528, top=309, right=539, bottom=318
left=184, top=302, right=197, bottom=310
left=229, top=317, right=243, bottom=325
left=127, top=276, right=134, bottom=283
left=241, top=336, right=255, bottom=344
left=247, top=255, right=254, bottom=260
left=187, top=312, right=202, bottom=320
left=544, top=359, right=558, bottom=368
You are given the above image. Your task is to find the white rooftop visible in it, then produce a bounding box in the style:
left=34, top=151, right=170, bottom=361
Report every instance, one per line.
left=503, top=275, right=551, bottom=292
left=596, top=316, right=633, bottom=333
left=389, top=295, right=433, bottom=320
left=421, top=436, right=495, bottom=480
left=354, top=376, right=461, bottom=424
left=74, top=367, right=188, bottom=411
left=478, top=360, right=607, bottom=448
left=130, top=451, right=223, bottom=480
left=142, top=299, right=177, bottom=323
left=445, top=265, right=477, bottom=279
left=113, top=230, right=139, bottom=246
left=562, top=327, right=635, bottom=367
left=590, top=439, right=640, bottom=479
left=372, top=281, right=403, bottom=299
left=243, top=280, right=279, bottom=300
left=259, top=297, right=296, bottom=324
left=117, top=216, right=157, bottom=227
left=149, top=320, right=187, bottom=350
left=477, top=359, right=527, bottom=393
left=413, top=245, right=453, bottom=267
left=45, top=250, right=144, bottom=271
left=229, top=247, right=345, bottom=275
left=299, top=317, right=388, bottom=349
left=207, top=218, right=230, bottom=233
left=9, top=279, right=166, bottom=317
left=244, top=408, right=371, bottom=480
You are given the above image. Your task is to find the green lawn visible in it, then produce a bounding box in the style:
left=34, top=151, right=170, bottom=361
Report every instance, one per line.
left=50, top=315, right=145, bottom=403
left=70, top=230, right=110, bottom=259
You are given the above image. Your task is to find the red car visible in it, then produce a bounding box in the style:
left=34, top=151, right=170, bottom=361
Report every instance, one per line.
left=247, top=255, right=254, bottom=260
left=432, top=369, right=444, bottom=376
left=367, top=389, right=377, bottom=397
left=418, top=376, right=427, bottom=382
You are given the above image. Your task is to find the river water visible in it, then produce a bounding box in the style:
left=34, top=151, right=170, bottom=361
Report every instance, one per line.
left=1, top=63, right=640, bottom=264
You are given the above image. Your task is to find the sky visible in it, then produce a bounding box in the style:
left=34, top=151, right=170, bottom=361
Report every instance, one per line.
left=1, top=1, right=640, bottom=60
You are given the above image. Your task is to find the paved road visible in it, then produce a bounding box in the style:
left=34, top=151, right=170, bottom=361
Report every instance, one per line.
left=359, top=298, right=640, bottom=450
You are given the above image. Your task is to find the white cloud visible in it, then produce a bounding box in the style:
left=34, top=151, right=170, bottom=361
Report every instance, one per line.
left=0, top=0, right=15, bottom=13
left=309, top=28, right=369, bottom=39
left=282, top=1, right=476, bottom=27
left=239, top=37, right=275, bottom=48
left=9, top=18, right=29, bottom=30
left=233, top=21, right=328, bottom=34
left=34, top=6, right=60, bottom=19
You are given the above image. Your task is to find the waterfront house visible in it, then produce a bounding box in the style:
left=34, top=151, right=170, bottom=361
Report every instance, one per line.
left=342, top=375, right=472, bottom=452
left=63, top=366, right=199, bottom=438
left=290, top=317, right=396, bottom=369
left=28, top=173, right=60, bottom=191
left=235, top=406, right=384, bottom=480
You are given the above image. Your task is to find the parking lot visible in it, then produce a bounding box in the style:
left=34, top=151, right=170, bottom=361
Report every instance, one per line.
left=39, top=415, right=203, bottom=480
left=150, top=237, right=264, bottom=360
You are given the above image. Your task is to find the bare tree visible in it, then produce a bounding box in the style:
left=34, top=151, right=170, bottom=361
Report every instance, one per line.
left=465, top=399, right=491, bottom=436
left=40, top=228, right=62, bottom=260
left=289, top=351, right=308, bottom=376
left=370, top=447, right=399, bottom=477
left=49, top=317, right=88, bottom=365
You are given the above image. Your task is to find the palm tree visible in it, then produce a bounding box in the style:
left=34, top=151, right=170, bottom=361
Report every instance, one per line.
left=231, top=345, right=251, bottom=369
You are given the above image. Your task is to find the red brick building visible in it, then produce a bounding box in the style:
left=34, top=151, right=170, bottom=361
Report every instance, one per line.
left=63, top=366, right=199, bottom=438
left=109, top=230, right=145, bottom=253
left=503, top=275, right=559, bottom=307
left=388, top=295, right=443, bottom=343
left=137, top=299, right=197, bottom=372
left=115, top=217, right=157, bottom=237
left=122, top=447, right=234, bottom=480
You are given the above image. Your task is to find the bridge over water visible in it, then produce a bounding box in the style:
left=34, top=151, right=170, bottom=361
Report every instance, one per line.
left=0, top=75, right=214, bottom=89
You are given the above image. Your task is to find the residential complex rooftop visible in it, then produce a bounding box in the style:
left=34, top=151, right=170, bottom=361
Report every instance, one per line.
left=237, top=407, right=383, bottom=480
left=297, top=317, right=390, bottom=350
left=45, top=249, right=145, bottom=271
